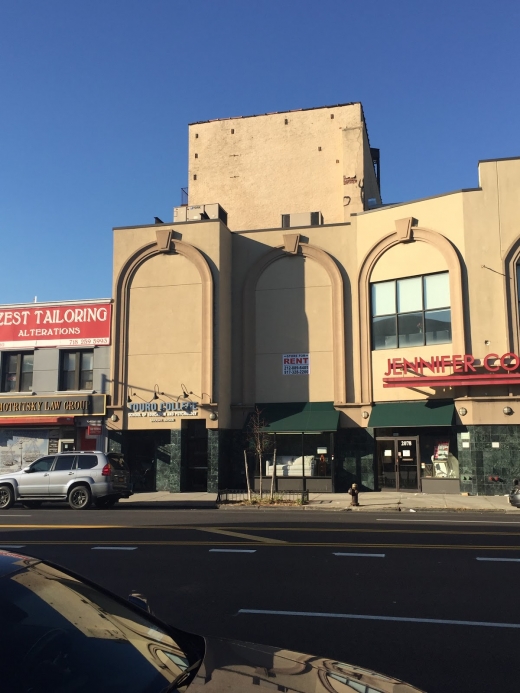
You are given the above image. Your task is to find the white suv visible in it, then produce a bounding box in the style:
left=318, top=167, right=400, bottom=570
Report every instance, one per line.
left=0, top=451, right=132, bottom=510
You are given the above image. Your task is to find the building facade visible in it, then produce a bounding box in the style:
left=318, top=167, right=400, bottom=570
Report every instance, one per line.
left=0, top=299, right=111, bottom=474
left=106, top=103, right=520, bottom=496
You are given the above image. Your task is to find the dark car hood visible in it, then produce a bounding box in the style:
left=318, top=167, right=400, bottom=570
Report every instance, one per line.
left=187, top=635, right=425, bottom=692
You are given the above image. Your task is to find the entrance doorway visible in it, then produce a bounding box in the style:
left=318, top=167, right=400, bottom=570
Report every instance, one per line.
left=124, top=431, right=156, bottom=493
left=185, top=420, right=208, bottom=492
left=376, top=437, right=419, bottom=491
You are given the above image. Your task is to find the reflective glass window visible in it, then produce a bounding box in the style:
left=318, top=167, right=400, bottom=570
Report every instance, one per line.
left=371, top=281, right=395, bottom=317
left=53, top=455, right=76, bottom=471
left=31, top=456, right=55, bottom=472
left=398, top=312, right=424, bottom=347
left=372, top=315, right=397, bottom=350
left=424, top=272, right=450, bottom=310
left=425, top=309, right=452, bottom=345
left=397, top=276, right=423, bottom=313
left=371, top=272, right=451, bottom=350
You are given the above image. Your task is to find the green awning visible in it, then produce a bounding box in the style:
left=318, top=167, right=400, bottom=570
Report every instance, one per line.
left=368, top=400, right=455, bottom=428
left=256, top=402, right=339, bottom=432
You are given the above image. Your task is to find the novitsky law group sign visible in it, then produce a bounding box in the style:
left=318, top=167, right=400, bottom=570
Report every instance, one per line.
left=383, top=352, right=520, bottom=388
left=0, top=394, right=106, bottom=417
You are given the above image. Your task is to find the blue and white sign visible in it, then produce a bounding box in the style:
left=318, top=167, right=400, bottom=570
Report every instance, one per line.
left=127, top=401, right=198, bottom=418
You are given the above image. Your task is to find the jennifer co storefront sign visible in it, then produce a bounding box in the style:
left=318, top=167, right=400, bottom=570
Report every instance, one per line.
left=0, top=394, right=106, bottom=417
left=383, top=352, right=520, bottom=388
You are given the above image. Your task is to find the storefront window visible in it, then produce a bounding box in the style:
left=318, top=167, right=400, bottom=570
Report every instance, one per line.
left=264, top=432, right=333, bottom=477
left=419, top=435, right=459, bottom=479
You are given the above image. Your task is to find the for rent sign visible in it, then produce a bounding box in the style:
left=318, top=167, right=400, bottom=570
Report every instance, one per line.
left=0, top=302, right=111, bottom=348
left=283, top=353, right=310, bottom=375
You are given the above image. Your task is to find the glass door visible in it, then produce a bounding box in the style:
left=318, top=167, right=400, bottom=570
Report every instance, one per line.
left=396, top=438, right=419, bottom=490
left=376, top=437, right=419, bottom=491
left=377, top=439, right=397, bottom=490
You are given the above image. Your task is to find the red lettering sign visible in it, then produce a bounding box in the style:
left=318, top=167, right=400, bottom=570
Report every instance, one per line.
left=383, top=352, right=520, bottom=388
left=0, top=302, right=112, bottom=348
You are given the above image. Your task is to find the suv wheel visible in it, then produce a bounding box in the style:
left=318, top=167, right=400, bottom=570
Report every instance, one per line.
left=68, top=485, right=92, bottom=510
left=0, top=485, right=14, bottom=510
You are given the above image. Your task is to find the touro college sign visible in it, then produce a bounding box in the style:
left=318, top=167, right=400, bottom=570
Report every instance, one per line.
left=0, top=302, right=112, bottom=348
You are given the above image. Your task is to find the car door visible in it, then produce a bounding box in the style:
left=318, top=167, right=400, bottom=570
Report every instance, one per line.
left=48, top=455, right=77, bottom=496
left=17, top=456, right=55, bottom=496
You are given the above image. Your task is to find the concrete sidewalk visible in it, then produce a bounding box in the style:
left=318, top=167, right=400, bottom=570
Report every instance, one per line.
left=118, top=490, right=518, bottom=512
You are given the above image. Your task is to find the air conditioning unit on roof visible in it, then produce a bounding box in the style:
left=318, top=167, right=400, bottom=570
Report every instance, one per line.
left=173, top=203, right=228, bottom=226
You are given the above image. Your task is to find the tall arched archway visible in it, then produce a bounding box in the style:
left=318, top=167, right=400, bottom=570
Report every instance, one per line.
left=111, top=234, right=214, bottom=408
left=242, top=240, right=346, bottom=404
left=356, top=221, right=466, bottom=402
left=503, top=236, right=520, bottom=354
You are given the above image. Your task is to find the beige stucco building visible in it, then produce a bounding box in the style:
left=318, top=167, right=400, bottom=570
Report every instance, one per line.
left=107, top=103, right=520, bottom=496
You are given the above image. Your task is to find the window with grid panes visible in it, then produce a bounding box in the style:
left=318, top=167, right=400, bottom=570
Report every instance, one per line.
left=59, top=350, right=94, bottom=391
left=1, top=352, right=34, bottom=392
left=371, top=272, right=451, bottom=350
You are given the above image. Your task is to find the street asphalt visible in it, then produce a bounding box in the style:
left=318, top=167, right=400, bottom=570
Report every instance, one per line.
left=1, top=506, right=519, bottom=692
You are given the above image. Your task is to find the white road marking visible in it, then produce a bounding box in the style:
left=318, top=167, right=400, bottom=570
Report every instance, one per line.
left=199, top=528, right=287, bottom=543
left=0, top=515, right=32, bottom=517
left=91, top=546, right=138, bottom=551
left=376, top=518, right=520, bottom=525
left=333, top=552, right=385, bottom=558
left=0, top=545, right=25, bottom=549
left=238, top=609, right=520, bottom=628
left=476, top=557, right=520, bottom=562
left=209, top=549, right=256, bottom=553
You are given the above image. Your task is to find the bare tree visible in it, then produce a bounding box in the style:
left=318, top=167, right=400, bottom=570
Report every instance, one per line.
left=269, top=447, right=277, bottom=501
left=243, top=449, right=252, bottom=501
left=246, top=407, right=271, bottom=500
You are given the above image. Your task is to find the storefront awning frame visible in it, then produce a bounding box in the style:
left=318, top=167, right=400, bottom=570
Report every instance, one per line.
left=368, top=400, right=455, bottom=428
left=254, top=402, right=340, bottom=433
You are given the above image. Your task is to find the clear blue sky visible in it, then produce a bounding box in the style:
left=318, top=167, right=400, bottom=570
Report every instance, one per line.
left=1, top=0, right=518, bottom=304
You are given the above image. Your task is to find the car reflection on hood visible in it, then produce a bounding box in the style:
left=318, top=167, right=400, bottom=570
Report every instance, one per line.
left=0, top=550, right=425, bottom=692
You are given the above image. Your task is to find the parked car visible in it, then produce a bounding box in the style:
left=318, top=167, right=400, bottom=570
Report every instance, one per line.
left=0, top=451, right=132, bottom=511
left=0, top=549, right=425, bottom=692
left=509, top=480, right=520, bottom=507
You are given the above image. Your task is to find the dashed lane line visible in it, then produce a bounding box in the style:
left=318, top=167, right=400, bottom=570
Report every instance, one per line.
left=476, top=557, right=520, bottom=562
left=237, top=609, right=520, bottom=629
left=209, top=549, right=256, bottom=553
left=333, top=552, right=385, bottom=558
left=92, top=546, right=138, bottom=551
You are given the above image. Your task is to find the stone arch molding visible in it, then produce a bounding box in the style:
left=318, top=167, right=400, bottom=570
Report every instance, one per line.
left=503, top=236, right=520, bottom=354
left=242, top=236, right=346, bottom=405
left=112, top=229, right=214, bottom=407
left=357, top=218, right=466, bottom=402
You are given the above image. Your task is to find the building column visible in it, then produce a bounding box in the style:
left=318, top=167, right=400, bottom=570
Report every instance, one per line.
left=335, top=427, right=375, bottom=492
left=207, top=429, right=220, bottom=493
left=168, top=429, right=183, bottom=493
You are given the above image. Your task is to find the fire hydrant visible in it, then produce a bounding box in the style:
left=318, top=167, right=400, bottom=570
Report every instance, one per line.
left=348, top=483, right=359, bottom=506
